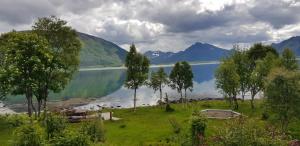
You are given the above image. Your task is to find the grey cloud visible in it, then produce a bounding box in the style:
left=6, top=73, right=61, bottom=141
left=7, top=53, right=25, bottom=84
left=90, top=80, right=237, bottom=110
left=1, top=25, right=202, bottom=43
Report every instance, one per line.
left=0, top=0, right=56, bottom=26
left=249, top=0, right=300, bottom=29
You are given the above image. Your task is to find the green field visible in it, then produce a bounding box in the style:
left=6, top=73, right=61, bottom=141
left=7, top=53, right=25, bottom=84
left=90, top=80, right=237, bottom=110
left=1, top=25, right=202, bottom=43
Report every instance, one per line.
left=1, top=100, right=299, bottom=146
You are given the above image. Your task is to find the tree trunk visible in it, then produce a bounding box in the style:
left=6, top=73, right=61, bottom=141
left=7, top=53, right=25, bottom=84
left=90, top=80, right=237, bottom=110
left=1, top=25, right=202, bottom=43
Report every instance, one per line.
left=180, top=90, right=183, bottom=104
left=250, top=90, right=256, bottom=109
left=133, top=88, right=137, bottom=112
left=37, top=99, right=42, bottom=117
left=241, top=92, right=245, bottom=102
left=31, top=101, right=37, bottom=119
left=184, top=89, right=187, bottom=106
left=26, top=96, right=32, bottom=117
left=159, top=87, right=162, bottom=102
left=233, top=96, right=239, bottom=110
left=43, top=87, right=48, bottom=119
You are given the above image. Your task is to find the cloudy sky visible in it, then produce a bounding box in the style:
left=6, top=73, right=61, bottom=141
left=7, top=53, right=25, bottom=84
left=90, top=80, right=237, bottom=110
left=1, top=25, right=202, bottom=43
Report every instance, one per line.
left=1, top=0, right=300, bottom=52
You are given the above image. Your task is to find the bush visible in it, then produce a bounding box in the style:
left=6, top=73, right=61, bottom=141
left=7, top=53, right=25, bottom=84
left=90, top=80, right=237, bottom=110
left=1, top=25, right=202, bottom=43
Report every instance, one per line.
left=190, top=111, right=207, bottom=146
left=169, top=117, right=181, bottom=134
left=165, top=104, right=175, bottom=112
left=45, top=114, right=66, bottom=139
left=7, top=115, right=29, bottom=127
left=261, top=112, right=269, bottom=120
left=12, top=124, right=44, bottom=146
left=211, top=117, right=288, bottom=146
left=52, top=130, right=90, bottom=146
left=81, top=118, right=105, bottom=143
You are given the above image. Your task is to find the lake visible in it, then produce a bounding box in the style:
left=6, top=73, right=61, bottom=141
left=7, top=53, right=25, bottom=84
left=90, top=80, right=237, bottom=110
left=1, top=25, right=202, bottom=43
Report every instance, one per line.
left=4, top=63, right=223, bottom=111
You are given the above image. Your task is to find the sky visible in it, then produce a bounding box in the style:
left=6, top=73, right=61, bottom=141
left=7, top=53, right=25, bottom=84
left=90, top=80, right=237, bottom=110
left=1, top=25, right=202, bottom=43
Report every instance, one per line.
left=1, top=0, right=300, bottom=52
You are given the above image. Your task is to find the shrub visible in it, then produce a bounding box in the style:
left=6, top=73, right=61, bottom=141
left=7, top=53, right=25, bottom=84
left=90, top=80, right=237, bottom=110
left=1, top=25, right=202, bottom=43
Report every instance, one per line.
left=7, top=115, right=29, bottom=127
left=165, top=104, right=175, bottom=112
left=45, top=114, right=66, bottom=139
left=81, top=118, right=105, bottom=143
left=211, top=117, right=288, bottom=146
left=52, top=130, right=90, bottom=146
left=261, top=112, right=269, bottom=120
left=169, top=117, right=181, bottom=134
left=12, top=124, right=44, bottom=146
left=119, top=124, right=126, bottom=129
left=190, top=111, right=207, bottom=146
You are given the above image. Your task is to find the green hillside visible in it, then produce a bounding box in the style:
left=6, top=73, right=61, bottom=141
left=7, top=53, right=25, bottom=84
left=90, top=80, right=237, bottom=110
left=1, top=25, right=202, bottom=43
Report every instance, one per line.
left=78, top=32, right=127, bottom=67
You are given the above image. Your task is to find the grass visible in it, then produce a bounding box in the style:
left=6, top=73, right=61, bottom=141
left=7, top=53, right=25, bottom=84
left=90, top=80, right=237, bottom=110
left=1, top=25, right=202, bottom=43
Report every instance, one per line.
left=1, top=99, right=299, bottom=146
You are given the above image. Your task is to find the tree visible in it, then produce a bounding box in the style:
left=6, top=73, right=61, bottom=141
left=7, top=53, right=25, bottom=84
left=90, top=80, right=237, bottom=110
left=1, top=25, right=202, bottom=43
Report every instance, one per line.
left=246, top=44, right=279, bottom=109
left=32, top=16, right=82, bottom=116
left=247, top=43, right=278, bottom=62
left=281, top=48, right=298, bottom=71
left=182, top=61, right=193, bottom=104
left=265, top=67, right=300, bottom=132
left=148, top=67, right=169, bottom=103
left=231, top=48, right=251, bottom=101
left=0, top=31, right=51, bottom=117
left=249, top=53, right=280, bottom=109
left=124, top=44, right=150, bottom=111
left=169, top=62, right=185, bottom=103
left=215, top=59, right=240, bottom=109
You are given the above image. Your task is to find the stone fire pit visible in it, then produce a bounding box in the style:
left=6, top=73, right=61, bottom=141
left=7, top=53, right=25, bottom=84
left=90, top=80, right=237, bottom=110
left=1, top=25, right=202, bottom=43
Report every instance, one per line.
left=201, top=109, right=241, bottom=119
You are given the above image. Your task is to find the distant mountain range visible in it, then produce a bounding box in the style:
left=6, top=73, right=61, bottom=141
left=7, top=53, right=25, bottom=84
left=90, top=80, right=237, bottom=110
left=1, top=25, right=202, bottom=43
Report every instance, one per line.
left=77, top=32, right=300, bottom=67
left=144, top=42, right=230, bottom=64
left=272, top=36, right=300, bottom=55
left=78, top=32, right=127, bottom=67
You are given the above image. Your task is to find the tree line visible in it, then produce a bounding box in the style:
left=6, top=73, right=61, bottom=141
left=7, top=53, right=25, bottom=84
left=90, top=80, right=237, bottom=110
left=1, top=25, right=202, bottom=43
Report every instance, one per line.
left=124, top=44, right=194, bottom=111
left=215, top=43, right=300, bottom=132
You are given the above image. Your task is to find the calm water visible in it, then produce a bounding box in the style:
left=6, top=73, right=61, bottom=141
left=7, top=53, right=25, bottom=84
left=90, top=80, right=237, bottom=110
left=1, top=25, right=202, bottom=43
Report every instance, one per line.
left=4, top=64, right=222, bottom=110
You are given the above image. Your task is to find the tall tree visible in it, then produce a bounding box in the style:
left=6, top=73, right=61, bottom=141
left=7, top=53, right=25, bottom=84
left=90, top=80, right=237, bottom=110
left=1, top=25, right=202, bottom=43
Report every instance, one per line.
left=148, top=67, right=169, bottom=103
left=281, top=48, right=298, bottom=71
left=215, top=59, right=240, bottom=110
left=169, top=61, right=193, bottom=104
left=0, top=31, right=51, bottom=117
left=125, top=44, right=150, bottom=111
left=32, top=16, right=82, bottom=116
left=265, top=67, right=300, bottom=132
left=246, top=44, right=279, bottom=109
left=249, top=53, right=280, bottom=109
left=231, top=48, right=251, bottom=101
left=169, top=62, right=184, bottom=103
left=182, top=61, right=193, bottom=104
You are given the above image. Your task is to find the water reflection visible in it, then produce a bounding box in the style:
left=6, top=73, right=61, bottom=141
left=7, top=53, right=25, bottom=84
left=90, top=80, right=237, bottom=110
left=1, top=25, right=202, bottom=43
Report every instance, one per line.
left=5, top=64, right=222, bottom=110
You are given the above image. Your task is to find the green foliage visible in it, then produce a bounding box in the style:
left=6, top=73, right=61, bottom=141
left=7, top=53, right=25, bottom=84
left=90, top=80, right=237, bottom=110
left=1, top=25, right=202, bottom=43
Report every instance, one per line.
left=247, top=43, right=278, bottom=62
left=81, top=118, right=105, bottom=143
left=190, top=111, right=207, bottom=146
left=6, top=115, right=29, bottom=127
left=149, top=67, right=169, bottom=101
left=51, top=130, right=90, bottom=146
left=45, top=114, right=66, bottom=139
left=0, top=31, right=51, bottom=117
left=212, top=117, right=288, bottom=146
left=12, top=124, right=45, bottom=146
left=231, top=47, right=251, bottom=100
left=168, top=117, right=181, bottom=134
left=215, top=58, right=240, bottom=109
left=264, top=67, right=300, bottom=132
left=32, top=16, right=82, bottom=116
left=281, top=48, right=298, bottom=70
left=125, top=44, right=150, bottom=110
left=169, top=61, right=194, bottom=102
left=165, top=104, right=175, bottom=112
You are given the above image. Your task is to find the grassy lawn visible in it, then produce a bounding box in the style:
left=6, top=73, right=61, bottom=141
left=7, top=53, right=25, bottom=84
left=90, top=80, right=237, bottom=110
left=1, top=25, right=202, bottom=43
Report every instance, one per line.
left=0, top=100, right=299, bottom=146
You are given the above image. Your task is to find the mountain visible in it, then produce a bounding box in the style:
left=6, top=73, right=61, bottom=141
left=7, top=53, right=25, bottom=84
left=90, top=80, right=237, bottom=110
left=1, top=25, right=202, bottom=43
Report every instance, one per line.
left=145, top=42, right=230, bottom=64
left=272, top=36, right=300, bottom=56
left=78, top=32, right=127, bottom=67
